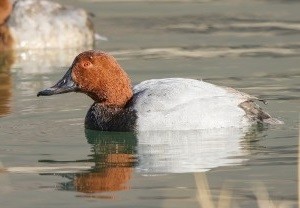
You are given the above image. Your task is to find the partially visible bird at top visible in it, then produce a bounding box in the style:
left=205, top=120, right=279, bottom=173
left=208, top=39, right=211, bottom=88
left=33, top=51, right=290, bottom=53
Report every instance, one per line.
left=0, top=0, right=96, bottom=50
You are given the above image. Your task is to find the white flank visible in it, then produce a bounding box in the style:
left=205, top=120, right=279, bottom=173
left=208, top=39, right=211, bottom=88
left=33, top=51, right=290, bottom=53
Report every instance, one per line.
left=133, top=78, right=251, bottom=131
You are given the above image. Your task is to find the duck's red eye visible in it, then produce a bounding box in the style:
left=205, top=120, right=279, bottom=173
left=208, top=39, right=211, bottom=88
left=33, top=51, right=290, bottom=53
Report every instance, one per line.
left=82, top=61, right=91, bottom=68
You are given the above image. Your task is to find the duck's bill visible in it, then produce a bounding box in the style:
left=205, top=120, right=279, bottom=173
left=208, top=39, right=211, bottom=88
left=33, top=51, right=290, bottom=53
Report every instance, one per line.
left=37, top=69, right=78, bottom=97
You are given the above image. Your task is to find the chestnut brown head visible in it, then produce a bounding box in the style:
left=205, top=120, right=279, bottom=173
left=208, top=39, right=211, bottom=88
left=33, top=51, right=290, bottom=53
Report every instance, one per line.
left=37, top=50, right=133, bottom=107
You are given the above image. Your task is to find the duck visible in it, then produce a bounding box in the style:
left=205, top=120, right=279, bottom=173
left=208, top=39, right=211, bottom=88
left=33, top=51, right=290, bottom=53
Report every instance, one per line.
left=0, top=0, right=94, bottom=50
left=37, top=50, right=283, bottom=132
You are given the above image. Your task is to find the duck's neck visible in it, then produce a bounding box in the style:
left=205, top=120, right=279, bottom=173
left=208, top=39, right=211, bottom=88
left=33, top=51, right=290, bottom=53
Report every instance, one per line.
left=90, top=87, right=133, bottom=108
left=0, top=0, right=12, bottom=25
left=95, top=59, right=134, bottom=107
left=85, top=102, right=137, bottom=131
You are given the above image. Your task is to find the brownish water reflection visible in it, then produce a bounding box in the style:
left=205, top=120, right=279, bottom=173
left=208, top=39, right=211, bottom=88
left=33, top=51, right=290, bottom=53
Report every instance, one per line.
left=0, top=0, right=14, bottom=51
left=0, top=50, right=14, bottom=117
left=74, top=154, right=133, bottom=193
left=0, top=24, right=14, bottom=51
left=57, top=131, right=137, bottom=194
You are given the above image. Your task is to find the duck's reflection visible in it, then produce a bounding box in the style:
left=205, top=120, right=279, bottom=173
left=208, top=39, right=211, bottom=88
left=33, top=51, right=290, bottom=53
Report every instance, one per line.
left=60, top=130, right=137, bottom=193
left=0, top=50, right=14, bottom=117
left=52, top=126, right=261, bottom=195
left=136, top=127, right=252, bottom=174
left=0, top=24, right=14, bottom=51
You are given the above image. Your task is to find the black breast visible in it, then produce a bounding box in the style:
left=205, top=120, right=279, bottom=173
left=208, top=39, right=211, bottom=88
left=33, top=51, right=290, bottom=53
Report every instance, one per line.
left=84, top=102, right=137, bottom=132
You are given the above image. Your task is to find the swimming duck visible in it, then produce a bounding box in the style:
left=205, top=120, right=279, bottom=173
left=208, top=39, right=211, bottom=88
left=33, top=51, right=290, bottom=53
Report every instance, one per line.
left=1, top=0, right=94, bottom=49
left=37, top=50, right=283, bottom=131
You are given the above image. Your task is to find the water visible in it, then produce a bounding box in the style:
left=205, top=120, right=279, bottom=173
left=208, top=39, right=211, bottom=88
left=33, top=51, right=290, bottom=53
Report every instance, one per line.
left=0, top=0, right=299, bottom=207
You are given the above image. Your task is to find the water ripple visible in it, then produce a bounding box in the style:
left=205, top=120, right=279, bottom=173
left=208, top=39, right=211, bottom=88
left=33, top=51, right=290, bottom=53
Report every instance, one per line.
left=111, top=44, right=300, bottom=59
left=166, top=21, right=300, bottom=36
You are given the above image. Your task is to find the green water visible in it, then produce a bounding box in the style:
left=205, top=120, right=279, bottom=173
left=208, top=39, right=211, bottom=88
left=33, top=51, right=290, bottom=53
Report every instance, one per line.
left=0, top=0, right=299, bottom=207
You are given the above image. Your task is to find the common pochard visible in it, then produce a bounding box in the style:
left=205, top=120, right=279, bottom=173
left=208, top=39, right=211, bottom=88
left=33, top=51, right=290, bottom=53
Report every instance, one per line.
left=0, top=0, right=94, bottom=49
left=37, top=50, right=283, bottom=131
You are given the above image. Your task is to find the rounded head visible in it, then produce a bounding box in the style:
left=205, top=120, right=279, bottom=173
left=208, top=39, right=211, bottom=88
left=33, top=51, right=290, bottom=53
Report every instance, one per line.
left=0, top=0, right=12, bottom=24
left=71, top=50, right=133, bottom=106
left=38, top=50, right=133, bottom=107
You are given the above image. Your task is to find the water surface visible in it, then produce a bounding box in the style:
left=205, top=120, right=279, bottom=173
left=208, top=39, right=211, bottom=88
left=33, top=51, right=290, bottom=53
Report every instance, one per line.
left=0, top=0, right=299, bottom=207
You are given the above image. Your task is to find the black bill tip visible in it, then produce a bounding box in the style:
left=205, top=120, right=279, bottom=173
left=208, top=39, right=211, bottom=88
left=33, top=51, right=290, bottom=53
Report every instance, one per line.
left=37, top=88, right=57, bottom=97
left=37, top=68, right=78, bottom=97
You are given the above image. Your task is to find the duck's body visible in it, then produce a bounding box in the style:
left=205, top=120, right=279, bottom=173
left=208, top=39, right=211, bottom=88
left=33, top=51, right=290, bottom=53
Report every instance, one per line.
left=133, top=78, right=251, bottom=131
left=37, top=50, right=283, bottom=132
left=1, top=0, right=94, bottom=50
left=85, top=78, right=281, bottom=131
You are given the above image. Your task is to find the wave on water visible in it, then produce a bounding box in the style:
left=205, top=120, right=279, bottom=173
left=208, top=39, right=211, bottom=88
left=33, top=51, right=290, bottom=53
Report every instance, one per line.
left=1, top=165, right=92, bottom=174
left=111, top=44, right=300, bottom=59
left=166, top=21, right=300, bottom=36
